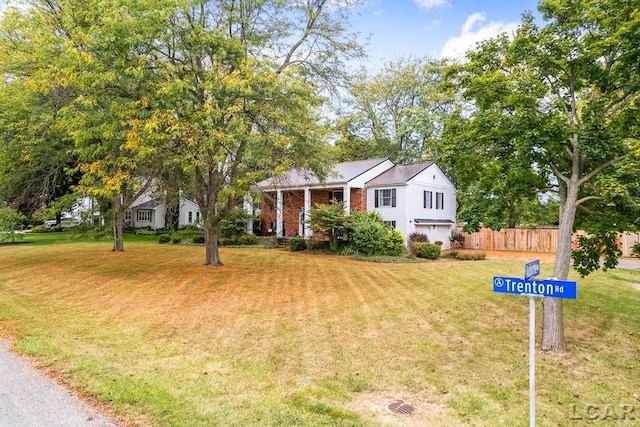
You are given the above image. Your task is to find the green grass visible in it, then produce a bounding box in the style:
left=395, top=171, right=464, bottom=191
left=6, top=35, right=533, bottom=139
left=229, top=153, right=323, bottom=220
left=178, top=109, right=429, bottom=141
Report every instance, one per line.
left=0, top=238, right=638, bottom=426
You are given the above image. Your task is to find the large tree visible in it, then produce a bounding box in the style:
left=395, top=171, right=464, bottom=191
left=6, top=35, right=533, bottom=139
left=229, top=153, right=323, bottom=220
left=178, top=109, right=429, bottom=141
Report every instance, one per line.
left=143, top=0, right=363, bottom=266
left=441, top=0, right=640, bottom=352
left=334, top=57, right=452, bottom=163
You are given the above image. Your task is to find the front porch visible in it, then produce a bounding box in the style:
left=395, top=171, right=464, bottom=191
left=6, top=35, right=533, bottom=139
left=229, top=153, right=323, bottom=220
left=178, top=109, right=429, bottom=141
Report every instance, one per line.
left=260, top=187, right=366, bottom=238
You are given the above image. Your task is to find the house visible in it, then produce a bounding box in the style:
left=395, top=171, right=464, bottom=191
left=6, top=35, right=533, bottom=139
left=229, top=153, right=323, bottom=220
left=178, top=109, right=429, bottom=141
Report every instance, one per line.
left=125, top=194, right=201, bottom=230
left=256, top=158, right=456, bottom=248
left=365, top=162, right=456, bottom=247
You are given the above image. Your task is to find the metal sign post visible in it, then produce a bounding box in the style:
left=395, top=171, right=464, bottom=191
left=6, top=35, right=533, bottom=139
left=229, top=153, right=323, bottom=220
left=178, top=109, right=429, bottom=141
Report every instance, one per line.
left=493, top=261, right=577, bottom=427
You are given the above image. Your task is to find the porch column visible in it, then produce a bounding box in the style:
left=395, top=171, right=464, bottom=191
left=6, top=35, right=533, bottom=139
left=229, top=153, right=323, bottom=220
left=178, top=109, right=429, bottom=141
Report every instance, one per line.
left=304, top=187, right=312, bottom=238
left=243, top=195, right=253, bottom=235
left=276, top=190, right=283, bottom=237
left=343, top=185, right=351, bottom=215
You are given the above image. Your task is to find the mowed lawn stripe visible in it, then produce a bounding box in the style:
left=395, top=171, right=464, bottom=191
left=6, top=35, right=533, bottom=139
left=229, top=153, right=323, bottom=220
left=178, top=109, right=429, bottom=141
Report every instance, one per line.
left=0, top=240, right=638, bottom=426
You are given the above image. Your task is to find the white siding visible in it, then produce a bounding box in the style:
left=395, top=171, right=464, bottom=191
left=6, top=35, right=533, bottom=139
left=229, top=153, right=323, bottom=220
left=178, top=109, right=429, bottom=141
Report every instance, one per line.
left=179, top=200, right=201, bottom=227
left=366, top=186, right=410, bottom=243
left=405, top=164, right=456, bottom=248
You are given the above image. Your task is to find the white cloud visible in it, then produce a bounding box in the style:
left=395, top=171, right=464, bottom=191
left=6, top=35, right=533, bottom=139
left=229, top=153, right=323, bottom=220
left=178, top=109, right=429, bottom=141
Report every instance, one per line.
left=440, top=12, right=518, bottom=60
left=413, top=0, right=450, bottom=10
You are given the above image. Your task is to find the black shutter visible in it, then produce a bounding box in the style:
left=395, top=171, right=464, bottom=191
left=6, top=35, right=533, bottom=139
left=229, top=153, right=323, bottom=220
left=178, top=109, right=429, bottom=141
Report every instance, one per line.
left=375, top=190, right=379, bottom=208
left=391, top=189, right=396, bottom=207
left=423, top=191, right=426, bottom=208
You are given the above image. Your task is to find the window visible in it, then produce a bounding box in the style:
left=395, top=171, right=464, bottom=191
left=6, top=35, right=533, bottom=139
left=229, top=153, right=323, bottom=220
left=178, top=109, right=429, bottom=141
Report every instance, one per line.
left=328, top=190, right=344, bottom=203
left=383, top=220, right=397, bottom=229
left=124, top=210, right=131, bottom=221
left=188, top=211, right=193, bottom=223
left=196, top=212, right=200, bottom=223
left=436, top=192, right=444, bottom=210
left=374, top=188, right=396, bottom=207
left=137, top=210, right=151, bottom=222
left=424, top=191, right=433, bottom=209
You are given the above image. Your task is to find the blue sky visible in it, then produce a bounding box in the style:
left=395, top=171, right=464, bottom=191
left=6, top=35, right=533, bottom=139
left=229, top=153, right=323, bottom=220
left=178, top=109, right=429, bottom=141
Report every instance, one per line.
left=351, top=0, right=541, bottom=65
left=0, top=0, right=541, bottom=63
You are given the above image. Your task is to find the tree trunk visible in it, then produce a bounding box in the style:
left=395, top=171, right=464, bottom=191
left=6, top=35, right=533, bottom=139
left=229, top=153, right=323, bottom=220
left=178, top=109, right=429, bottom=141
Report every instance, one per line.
left=111, top=194, right=125, bottom=252
left=204, top=223, right=223, bottom=266
left=541, top=180, right=578, bottom=352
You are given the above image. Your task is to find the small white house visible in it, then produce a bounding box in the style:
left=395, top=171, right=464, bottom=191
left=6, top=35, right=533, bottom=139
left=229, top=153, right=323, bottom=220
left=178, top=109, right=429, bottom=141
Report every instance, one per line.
left=126, top=195, right=201, bottom=230
left=366, top=162, right=456, bottom=248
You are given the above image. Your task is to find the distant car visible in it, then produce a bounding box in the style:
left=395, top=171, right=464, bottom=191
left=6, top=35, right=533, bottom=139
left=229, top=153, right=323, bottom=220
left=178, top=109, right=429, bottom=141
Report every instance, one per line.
left=44, top=220, right=58, bottom=227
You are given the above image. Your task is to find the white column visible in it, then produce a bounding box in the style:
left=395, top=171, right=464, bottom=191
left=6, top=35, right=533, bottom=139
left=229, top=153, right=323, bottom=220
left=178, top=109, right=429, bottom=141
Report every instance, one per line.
left=343, top=186, right=351, bottom=215
left=276, top=190, right=283, bottom=237
left=304, top=187, right=312, bottom=238
left=243, top=196, right=253, bottom=235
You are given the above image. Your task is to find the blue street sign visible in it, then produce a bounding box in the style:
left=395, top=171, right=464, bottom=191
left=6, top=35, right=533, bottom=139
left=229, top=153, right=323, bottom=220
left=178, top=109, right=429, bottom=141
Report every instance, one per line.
left=493, top=276, right=577, bottom=299
left=524, top=259, right=540, bottom=280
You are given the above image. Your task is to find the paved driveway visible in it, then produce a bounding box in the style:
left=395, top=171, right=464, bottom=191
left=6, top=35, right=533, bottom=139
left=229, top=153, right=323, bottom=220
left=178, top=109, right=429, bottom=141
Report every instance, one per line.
left=0, top=340, right=118, bottom=427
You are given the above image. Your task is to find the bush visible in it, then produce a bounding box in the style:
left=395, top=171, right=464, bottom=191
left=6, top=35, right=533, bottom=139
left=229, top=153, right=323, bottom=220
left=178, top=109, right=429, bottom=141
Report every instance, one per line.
left=352, top=211, right=387, bottom=256
left=305, top=238, right=330, bottom=251
left=192, top=235, right=205, bottom=244
left=632, top=242, right=640, bottom=259
left=159, top=234, right=171, bottom=244
left=30, top=225, right=48, bottom=233
left=412, top=242, right=441, bottom=259
left=219, top=237, right=233, bottom=246
left=408, top=232, right=429, bottom=243
left=238, top=234, right=258, bottom=245
left=288, top=237, right=307, bottom=251
left=171, top=236, right=182, bottom=244
left=455, top=251, right=486, bottom=261
left=449, top=231, right=466, bottom=248
left=383, top=228, right=405, bottom=256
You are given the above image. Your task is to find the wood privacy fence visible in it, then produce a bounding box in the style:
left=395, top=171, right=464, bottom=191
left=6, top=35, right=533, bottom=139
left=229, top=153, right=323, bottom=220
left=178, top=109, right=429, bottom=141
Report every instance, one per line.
left=455, top=226, right=640, bottom=257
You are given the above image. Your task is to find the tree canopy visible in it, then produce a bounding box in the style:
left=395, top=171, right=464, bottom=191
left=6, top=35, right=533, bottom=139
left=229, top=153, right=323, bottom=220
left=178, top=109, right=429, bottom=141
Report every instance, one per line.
left=440, top=0, right=640, bottom=352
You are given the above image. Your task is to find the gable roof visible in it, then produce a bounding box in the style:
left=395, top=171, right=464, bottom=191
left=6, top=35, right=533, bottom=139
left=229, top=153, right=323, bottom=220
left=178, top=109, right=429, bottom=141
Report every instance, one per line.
left=257, top=158, right=391, bottom=189
left=366, top=162, right=434, bottom=186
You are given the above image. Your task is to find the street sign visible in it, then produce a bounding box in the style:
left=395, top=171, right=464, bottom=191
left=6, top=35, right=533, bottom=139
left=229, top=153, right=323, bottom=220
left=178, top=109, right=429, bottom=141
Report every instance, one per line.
left=493, top=276, right=577, bottom=299
left=524, top=259, right=540, bottom=280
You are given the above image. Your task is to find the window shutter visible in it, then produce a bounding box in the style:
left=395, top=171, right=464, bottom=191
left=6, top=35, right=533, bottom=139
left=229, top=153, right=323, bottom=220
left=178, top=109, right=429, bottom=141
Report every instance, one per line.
left=423, top=191, right=426, bottom=208
left=391, top=189, right=396, bottom=207
left=375, top=190, right=379, bottom=208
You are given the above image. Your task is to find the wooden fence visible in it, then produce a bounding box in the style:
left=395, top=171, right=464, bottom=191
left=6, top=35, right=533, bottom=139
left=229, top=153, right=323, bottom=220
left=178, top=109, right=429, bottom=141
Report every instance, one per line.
left=455, top=226, right=639, bottom=257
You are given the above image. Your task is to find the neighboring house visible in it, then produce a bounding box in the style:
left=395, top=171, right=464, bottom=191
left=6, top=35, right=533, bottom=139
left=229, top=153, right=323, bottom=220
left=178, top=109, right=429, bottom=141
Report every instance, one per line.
left=125, top=195, right=201, bottom=230
left=256, top=158, right=457, bottom=248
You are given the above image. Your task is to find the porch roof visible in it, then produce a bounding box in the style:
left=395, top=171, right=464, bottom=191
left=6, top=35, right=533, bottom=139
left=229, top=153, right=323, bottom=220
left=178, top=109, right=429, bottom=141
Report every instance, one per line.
left=256, top=158, right=390, bottom=190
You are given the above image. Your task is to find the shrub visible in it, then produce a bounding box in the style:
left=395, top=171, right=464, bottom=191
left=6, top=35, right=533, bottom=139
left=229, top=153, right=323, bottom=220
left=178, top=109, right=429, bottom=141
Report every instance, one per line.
left=352, top=211, right=387, bottom=256
left=288, top=237, right=307, bottom=251
left=171, top=236, right=182, bottom=244
left=238, top=234, right=258, bottom=245
left=192, top=235, right=205, bottom=244
left=455, top=251, right=486, bottom=261
left=30, top=225, right=48, bottom=233
left=383, top=228, right=405, bottom=256
left=434, top=240, right=443, bottom=246
left=413, top=242, right=441, bottom=259
left=159, top=234, right=171, bottom=244
left=257, top=236, right=278, bottom=248
left=449, top=231, right=466, bottom=248
left=219, top=237, right=233, bottom=246
left=135, top=227, right=155, bottom=235
left=305, top=238, right=330, bottom=251
left=632, top=242, right=640, bottom=259
left=408, top=232, right=429, bottom=243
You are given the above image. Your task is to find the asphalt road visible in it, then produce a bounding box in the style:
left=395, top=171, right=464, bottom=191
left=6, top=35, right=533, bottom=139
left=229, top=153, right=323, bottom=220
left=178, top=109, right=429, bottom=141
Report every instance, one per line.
left=0, top=340, right=119, bottom=427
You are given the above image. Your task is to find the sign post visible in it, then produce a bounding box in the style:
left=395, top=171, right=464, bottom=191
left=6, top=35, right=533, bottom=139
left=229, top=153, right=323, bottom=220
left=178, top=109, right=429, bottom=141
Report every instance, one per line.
left=493, top=261, right=577, bottom=427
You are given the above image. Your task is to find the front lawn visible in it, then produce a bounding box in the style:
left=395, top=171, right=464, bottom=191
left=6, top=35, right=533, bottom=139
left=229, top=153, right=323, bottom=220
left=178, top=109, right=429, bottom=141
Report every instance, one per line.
left=0, top=239, right=638, bottom=426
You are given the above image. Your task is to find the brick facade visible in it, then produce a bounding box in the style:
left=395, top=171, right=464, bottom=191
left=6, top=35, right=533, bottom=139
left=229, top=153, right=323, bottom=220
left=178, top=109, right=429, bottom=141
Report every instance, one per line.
left=259, top=187, right=368, bottom=237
